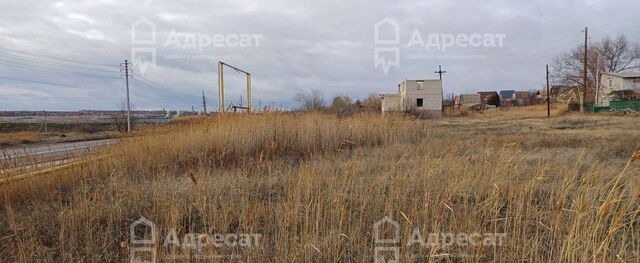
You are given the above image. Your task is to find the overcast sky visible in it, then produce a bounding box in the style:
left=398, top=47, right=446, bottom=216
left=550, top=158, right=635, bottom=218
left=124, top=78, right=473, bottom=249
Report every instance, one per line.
left=0, top=0, right=639, bottom=111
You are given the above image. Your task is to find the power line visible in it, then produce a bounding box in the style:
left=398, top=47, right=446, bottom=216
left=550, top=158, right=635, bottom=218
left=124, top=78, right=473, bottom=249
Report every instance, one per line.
left=450, top=17, right=640, bottom=72
left=0, top=47, right=119, bottom=69
left=503, top=15, right=640, bottom=59
left=0, top=54, right=117, bottom=77
left=0, top=75, right=95, bottom=90
left=0, top=50, right=117, bottom=72
left=590, top=15, right=640, bottom=30
left=0, top=60, right=119, bottom=80
left=0, top=51, right=203, bottom=110
left=131, top=76, right=200, bottom=107
left=138, top=74, right=198, bottom=98
left=589, top=23, right=640, bottom=41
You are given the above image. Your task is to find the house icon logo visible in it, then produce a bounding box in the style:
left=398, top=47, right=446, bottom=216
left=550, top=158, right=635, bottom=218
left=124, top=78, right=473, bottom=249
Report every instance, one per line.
left=374, top=18, right=399, bottom=45
left=131, top=47, right=156, bottom=76
left=373, top=216, right=400, bottom=263
left=129, top=216, right=157, bottom=263
left=374, top=48, right=400, bottom=75
left=373, top=216, right=400, bottom=244
left=131, top=18, right=156, bottom=45
left=130, top=18, right=157, bottom=75
left=373, top=18, right=400, bottom=75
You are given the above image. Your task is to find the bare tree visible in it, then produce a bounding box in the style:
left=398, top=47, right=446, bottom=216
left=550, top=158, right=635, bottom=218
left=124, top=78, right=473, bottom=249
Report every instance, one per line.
left=362, top=93, right=382, bottom=112
left=294, top=89, right=326, bottom=111
left=111, top=101, right=136, bottom=132
left=552, top=34, right=640, bottom=101
left=402, top=98, right=417, bottom=113
left=600, top=36, right=640, bottom=72
left=329, top=95, right=355, bottom=116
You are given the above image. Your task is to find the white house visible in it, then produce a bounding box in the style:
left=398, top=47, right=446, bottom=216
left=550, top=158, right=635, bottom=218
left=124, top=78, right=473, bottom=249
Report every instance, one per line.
left=381, top=79, right=443, bottom=117
left=597, top=72, right=640, bottom=106
left=459, top=93, right=481, bottom=106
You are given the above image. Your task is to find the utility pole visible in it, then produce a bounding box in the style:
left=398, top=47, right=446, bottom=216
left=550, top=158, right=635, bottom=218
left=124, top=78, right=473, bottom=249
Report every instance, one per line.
left=121, top=60, right=132, bottom=133
left=40, top=110, right=48, bottom=133
left=434, top=65, right=447, bottom=80
left=202, top=90, right=207, bottom=115
left=546, top=64, right=550, bottom=117
left=434, top=65, right=447, bottom=112
left=581, top=27, right=588, bottom=113
left=218, top=62, right=224, bottom=113
left=595, top=51, right=601, bottom=105
left=246, top=73, right=252, bottom=112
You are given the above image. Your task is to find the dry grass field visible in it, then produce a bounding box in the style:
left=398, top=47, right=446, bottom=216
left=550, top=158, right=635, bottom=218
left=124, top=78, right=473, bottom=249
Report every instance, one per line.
left=0, top=132, right=43, bottom=147
left=1, top=104, right=639, bottom=262
left=0, top=131, right=115, bottom=148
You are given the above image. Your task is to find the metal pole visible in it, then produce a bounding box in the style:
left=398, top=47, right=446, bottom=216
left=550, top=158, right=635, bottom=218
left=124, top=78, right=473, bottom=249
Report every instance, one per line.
left=124, top=59, right=131, bottom=132
left=581, top=27, right=588, bottom=113
left=595, top=52, right=600, bottom=105
left=218, top=62, right=225, bottom=114
left=202, top=90, right=207, bottom=114
left=247, top=73, right=251, bottom=113
left=434, top=65, right=446, bottom=80
left=217, top=61, right=251, bottom=113
left=546, top=64, right=550, bottom=117
left=217, top=62, right=220, bottom=113
left=43, top=110, right=48, bottom=133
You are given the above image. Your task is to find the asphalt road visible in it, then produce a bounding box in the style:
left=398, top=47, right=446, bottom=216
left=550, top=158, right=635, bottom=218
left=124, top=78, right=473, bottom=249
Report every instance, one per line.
left=0, top=139, right=115, bottom=171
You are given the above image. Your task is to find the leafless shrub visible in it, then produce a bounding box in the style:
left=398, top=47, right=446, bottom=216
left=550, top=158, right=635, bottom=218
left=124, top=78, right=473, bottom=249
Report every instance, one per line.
left=294, top=89, right=326, bottom=111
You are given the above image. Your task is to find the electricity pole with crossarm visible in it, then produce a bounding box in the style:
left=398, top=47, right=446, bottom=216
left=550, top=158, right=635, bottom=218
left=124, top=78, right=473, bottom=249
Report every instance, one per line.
left=120, top=60, right=132, bottom=133
left=434, top=65, right=446, bottom=80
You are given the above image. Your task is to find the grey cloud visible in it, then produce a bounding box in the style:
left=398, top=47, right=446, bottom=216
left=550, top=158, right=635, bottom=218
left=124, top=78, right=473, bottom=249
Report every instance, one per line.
left=0, top=0, right=638, bottom=110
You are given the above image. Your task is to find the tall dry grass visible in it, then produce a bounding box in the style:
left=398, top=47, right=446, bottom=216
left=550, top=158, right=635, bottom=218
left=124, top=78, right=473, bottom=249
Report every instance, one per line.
left=1, top=110, right=639, bottom=262
left=111, top=113, right=427, bottom=177
left=0, top=132, right=41, bottom=147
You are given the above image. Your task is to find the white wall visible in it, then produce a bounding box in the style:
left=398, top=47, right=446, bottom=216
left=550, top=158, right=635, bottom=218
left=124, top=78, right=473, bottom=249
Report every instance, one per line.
left=623, top=78, right=640, bottom=91
left=400, top=80, right=442, bottom=111
left=379, top=79, right=443, bottom=117
left=599, top=74, right=626, bottom=106
left=381, top=94, right=401, bottom=112
left=460, top=94, right=481, bottom=105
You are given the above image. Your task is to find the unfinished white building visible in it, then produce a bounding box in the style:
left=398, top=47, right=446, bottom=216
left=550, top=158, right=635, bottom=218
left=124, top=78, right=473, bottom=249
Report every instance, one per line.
left=381, top=79, right=443, bottom=117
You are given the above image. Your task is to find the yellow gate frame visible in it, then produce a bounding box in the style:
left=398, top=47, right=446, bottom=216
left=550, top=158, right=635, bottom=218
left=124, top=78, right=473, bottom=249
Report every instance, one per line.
left=217, top=61, right=251, bottom=113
